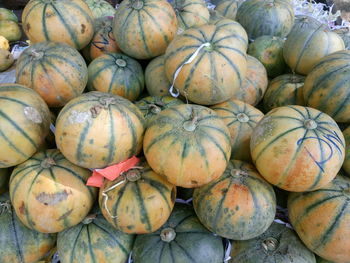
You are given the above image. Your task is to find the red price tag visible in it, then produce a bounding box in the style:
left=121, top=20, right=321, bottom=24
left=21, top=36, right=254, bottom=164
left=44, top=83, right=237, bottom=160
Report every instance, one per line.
left=86, top=156, right=140, bottom=187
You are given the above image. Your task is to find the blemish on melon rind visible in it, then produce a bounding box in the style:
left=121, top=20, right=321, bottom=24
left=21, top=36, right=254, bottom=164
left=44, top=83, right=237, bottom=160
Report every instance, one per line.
left=67, top=110, right=92, bottom=124
left=24, top=106, right=43, bottom=123
left=251, top=116, right=274, bottom=148
left=36, top=190, right=70, bottom=205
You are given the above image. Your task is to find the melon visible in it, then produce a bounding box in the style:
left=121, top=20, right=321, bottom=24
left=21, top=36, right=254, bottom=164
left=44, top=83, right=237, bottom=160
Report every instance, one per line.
left=0, top=194, right=57, bottom=263
left=143, top=104, right=231, bottom=188
left=251, top=105, right=345, bottom=192
left=288, top=175, right=350, bottom=262
left=55, top=91, right=146, bottom=169
left=132, top=203, right=225, bottom=263
left=87, top=53, right=144, bottom=101
left=9, top=149, right=98, bottom=233
left=263, top=74, right=305, bottom=112
left=99, top=162, right=176, bottom=234
left=0, top=84, right=51, bottom=168
left=113, top=0, right=178, bottom=59
left=193, top=160, right=276, bottom=240
left=229, top=222, right=316, bottom=263
left=16, top=42, right=88, bottom=107
left=57, top=208, right=134, bottom=263
left=22, top=0, right=94, bottom=50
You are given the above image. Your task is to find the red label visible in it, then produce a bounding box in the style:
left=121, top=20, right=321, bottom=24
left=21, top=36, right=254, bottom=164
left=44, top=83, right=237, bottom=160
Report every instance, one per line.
left=86, top=156, right=140, bottom=187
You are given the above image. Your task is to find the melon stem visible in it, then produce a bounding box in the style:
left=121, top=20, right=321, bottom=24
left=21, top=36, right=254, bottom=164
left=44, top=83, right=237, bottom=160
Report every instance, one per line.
left=262, top=237, right=279, bottom=252
left=31, top=50, right=44, bottom=60
left=0, top=201, right=11, bottom=215
left=183, top=109, right=198, bottom=131
left=40, top=157, right=56, bottom=168
left=304, top=119, right=317, bottom=129
left=126, top=169, right=142, bottom=182
left=132, top=0, right=144, bottom=9
left=237, top=113, right=250, bottom=123
left=149, top=104, right=162, bottom=114
left=82, top=214, right=97, bottom=224
left=160, top=227, right=176, bottom=242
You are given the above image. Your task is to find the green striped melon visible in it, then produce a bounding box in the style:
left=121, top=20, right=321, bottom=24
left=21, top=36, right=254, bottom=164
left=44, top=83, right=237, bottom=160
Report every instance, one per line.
left=9, top=149, right=98, bottom=233
left=0, top=168, right=10, bottom=194
left=113, top=0, right=178, bottom=59
left=170, top=0, right=210, bottom=34
left=288, top=175, right=350, bottom=263
left=16, top=42, right=88, bottom=107
left=236, top=0, right=294, bottom=40
left=0, top=83, right=51, bottom=168
left=22, top=0, right=94, bottom=50
left=145, top=55, right=172, bottom=96
left=135, top=96, right=184, bottom=126
left=303, top=50, right=350, bottom=123
left=132, top=203, right=225, bottom=263
left=283, top=16, right=345, bottom=75
left=55, top=91, right=146, bottom=169
left=215, top=0, right=238, bottom=20
left=247, top=35, right=286, bottom=78
left=143, top=104, right=231, bottom=188
left=250, top=105, right=345, bottom=192
left=164, top=24, right=247, bottom=105
left=84, top=0, right=115, bottom=19
left=193, top=160, right=276, bottom=240
left=0, top=194, right=57, bottom=263
left=237, top=55, right=268, bottom=106
left=57, top=209, right=134, bottom=263
left=212, top=18, right=249, bottom=51
left=211, top=99, right=264, bottom=162
left=87, top=53, right=144, bottom=101
left=230, top=222, right=316, bottom=263
left=263, top=74, right=305, bottom=112
left=99, top=162, right=176, bottom=234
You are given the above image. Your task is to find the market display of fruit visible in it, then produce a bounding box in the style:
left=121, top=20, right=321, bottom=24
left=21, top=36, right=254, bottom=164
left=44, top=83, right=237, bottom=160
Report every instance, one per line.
left=1, top=0, right=350, bottom=262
